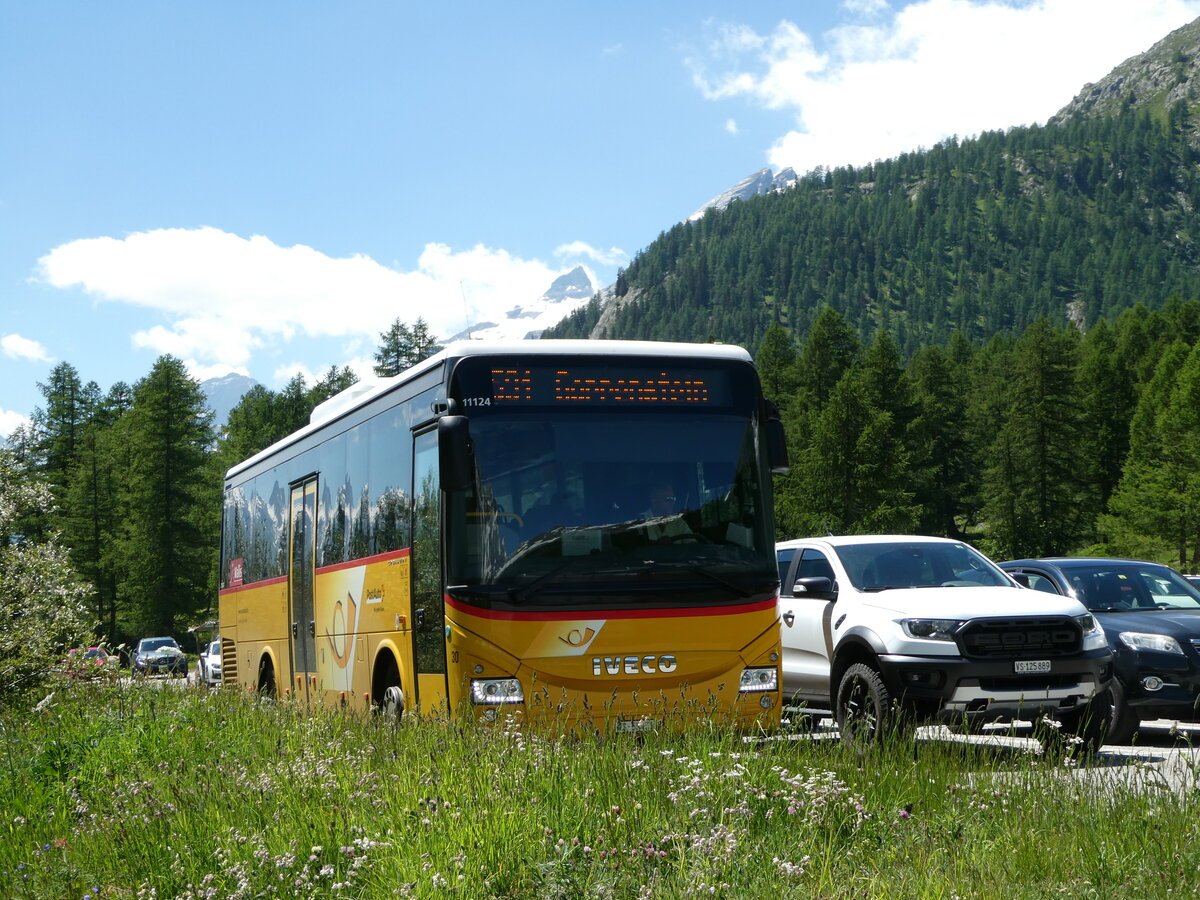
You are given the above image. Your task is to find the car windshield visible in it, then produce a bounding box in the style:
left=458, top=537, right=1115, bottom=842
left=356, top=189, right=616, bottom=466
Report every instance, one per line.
left=207, top=640, right=220, bottom=655
left=140, top=638, right=178, bottom=652
left=835, top=541, right=1012, bottom=591
left=1063, top=563, right=1200, bottom=611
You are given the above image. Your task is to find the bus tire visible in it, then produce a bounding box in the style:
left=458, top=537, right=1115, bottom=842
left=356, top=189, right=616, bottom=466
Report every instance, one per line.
left=373, top=654, right=404, bottom=721
left=382, top=685, right=405, bottom=720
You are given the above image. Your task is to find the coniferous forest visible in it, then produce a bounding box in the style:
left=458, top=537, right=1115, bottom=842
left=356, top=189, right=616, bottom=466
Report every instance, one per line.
left=546, top=106, right=1200, bottom=353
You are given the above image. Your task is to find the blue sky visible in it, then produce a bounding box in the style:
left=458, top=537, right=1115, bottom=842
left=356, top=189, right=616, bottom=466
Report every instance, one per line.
left=4, top=0, right=1200, bottom=437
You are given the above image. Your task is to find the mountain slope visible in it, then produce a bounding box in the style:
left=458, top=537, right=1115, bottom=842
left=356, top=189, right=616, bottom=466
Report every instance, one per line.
left=1052, top=18, right=1200, bottom=125
left=546, top=17, right=1200, bottom=355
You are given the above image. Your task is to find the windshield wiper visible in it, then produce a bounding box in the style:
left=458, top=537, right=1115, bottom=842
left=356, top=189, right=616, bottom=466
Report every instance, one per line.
left=653, top=562, right=756, bottom=598
left=509, top=558, right=602, bottom=604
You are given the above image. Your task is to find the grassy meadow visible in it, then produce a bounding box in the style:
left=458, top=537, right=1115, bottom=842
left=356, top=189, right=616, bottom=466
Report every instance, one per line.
left=2, top=678, right=1198, bottom=899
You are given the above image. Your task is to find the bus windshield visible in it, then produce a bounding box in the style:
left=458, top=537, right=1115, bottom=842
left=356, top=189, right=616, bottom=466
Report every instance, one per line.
left=445, top=410, right=775, bottom=607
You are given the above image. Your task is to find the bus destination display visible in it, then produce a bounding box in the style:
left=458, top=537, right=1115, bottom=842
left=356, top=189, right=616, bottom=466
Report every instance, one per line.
left=478, top=364, right=732, bottom=406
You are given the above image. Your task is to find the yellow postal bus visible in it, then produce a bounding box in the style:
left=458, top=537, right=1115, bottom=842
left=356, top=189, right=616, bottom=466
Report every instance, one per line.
left=218, top=340, right=787, bottom=733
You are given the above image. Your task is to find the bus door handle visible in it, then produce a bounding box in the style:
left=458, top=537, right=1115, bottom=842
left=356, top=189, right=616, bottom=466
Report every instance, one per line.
left=292, top=621, right=298, bottom=638
left=309, top=621, right=315, bottom=638
left=783, top=610, right=795, bottom=628
left=416, top=608, right=425, bottom=629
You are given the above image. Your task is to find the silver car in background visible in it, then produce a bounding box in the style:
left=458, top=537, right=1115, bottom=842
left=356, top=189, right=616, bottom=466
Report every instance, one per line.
left=197, top=638, right=222, bottom=687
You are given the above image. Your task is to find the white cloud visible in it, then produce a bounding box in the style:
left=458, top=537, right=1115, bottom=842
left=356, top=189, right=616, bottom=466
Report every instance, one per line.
left=553, top=241, right=626, bottom=267
left=2, top=333, right=52, bottom=362
left=725, top=118, right=739, bottom=135
left=0, top=409, right=30, bottom=440
left=841, top=0, right=890, bottom=16
left=273, top=362, right=317, bottom=386
left=691, top=0, right=1200, bottom=174
left=37, top=227, right=580, bottom=373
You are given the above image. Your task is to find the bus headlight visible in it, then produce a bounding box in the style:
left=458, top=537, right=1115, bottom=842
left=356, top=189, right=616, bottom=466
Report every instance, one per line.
left=739, top=667, right=778, bottom=693
left=470, top=677, right=525, bottom=705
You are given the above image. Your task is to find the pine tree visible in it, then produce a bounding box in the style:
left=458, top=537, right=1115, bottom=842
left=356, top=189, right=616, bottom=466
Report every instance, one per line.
left=374, top=317, right=442, bottom=376
left=754, top=323, right=799, bottom=404
left=1106, top=341, right=1200, bottom=565
left=908, top=345, right=973, bottom=538
left=779, top=367, right=917, bottom=537
left=981, top=321, right=1087, bottom=558
left=119, top=356, right=215, bottom=636
left=795, top=306, right=861, bottom=407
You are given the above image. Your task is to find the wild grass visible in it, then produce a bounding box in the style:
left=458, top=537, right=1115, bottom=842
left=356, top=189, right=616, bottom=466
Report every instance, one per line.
left=2, top=680, right=1199, bottom=899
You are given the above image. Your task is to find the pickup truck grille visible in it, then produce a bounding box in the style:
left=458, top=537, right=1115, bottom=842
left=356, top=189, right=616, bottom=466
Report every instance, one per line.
left=958, top=616, right=1081, bottom=658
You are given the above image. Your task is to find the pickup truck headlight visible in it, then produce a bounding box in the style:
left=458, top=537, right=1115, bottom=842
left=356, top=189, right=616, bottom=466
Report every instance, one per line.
left=738, top=667, right=778, bottom=693
left=1118, top=632, right=1184, bottom=655
left=901, top=619, right=963, bottom=641
left=470, top=678, right=524, bottom=705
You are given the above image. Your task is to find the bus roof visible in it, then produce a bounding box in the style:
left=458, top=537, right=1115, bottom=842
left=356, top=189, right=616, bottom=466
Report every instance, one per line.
left=225, top=339, right=753, bottom=481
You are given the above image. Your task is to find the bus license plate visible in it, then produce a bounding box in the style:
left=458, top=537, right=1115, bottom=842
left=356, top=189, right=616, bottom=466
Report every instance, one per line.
left=1014, top=659, right=1051, bottom=674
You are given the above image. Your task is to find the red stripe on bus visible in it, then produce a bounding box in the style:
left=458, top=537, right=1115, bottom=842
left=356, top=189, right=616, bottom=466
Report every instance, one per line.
left=219, top=575, right=288, bottom=595
left=444, top=595, right=777, bottom=621
left=217, top=547, right=412, bottom=595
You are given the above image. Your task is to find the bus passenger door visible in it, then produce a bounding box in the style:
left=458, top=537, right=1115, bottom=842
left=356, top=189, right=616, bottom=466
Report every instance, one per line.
left=412, top=430, right=448, bottom=713
left=288, top=476, right=318, bottom=702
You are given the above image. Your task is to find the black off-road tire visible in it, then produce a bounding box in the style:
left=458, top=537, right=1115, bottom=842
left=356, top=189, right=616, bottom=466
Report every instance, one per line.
left=836, top=662, right=900, bottom=748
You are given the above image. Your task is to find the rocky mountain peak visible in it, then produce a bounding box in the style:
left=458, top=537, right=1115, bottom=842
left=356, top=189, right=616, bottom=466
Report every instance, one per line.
left=687, top=167, right=798, bottom=222
left=1051, top=17, right=1200, bottom=124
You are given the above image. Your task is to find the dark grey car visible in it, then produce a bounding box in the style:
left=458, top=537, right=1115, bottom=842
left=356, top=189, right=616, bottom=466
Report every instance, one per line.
left=999, top=557, right=1200, bottom=743
left=132, top=636, right=188, bottom=677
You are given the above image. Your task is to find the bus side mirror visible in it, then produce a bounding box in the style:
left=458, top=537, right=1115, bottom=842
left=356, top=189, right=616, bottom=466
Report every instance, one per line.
left=438, top=415, right=473, bottom=492
left=764, top=401, right=789, bottom=475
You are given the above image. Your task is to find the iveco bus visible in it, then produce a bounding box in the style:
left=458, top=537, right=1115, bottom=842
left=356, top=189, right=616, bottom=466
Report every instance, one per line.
left=218, top=340, right=787, bottom=732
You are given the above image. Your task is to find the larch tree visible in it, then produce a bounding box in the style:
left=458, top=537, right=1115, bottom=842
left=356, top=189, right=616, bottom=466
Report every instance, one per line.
left=374, top=317, right=443, bottom=377
left=118, top=356, right=215, bottom=636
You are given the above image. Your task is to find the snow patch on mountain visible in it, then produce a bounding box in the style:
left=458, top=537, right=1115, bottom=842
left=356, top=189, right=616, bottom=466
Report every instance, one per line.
left=688, top=167, right=798, bottom=221
left=445, top=265, right=596, bottom=342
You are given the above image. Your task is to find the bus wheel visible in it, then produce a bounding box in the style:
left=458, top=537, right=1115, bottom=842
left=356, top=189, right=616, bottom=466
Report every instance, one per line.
left=257, top=658, right=277, bottom=699
left=381, top=685, right=405, bottom=720
left=373, top=655, right=404, bottom=721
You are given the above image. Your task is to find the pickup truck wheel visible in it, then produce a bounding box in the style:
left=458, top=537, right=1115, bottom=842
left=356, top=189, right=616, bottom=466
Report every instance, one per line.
left=836, top=662, right=893, bottom=747
left=1106, top=679, right=1140, bottom=745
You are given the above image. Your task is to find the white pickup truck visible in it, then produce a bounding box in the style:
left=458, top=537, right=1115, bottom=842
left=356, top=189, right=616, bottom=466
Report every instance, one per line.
left=775, top=535, right=1113, bottom=748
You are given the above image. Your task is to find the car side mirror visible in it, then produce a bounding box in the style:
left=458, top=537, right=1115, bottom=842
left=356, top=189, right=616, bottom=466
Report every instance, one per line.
left=1010, top=573, right=1030, bottom=588
left=794, top=575, right=836, bottom=600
